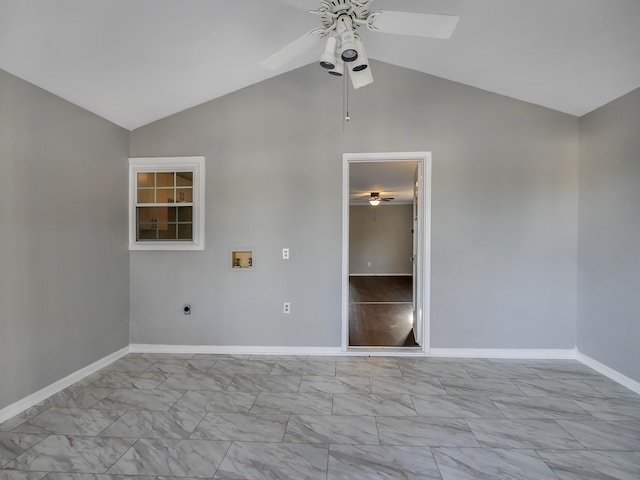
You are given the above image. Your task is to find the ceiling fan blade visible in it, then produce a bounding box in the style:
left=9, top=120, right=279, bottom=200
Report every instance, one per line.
left=278, top=0, right=319, bottom=11
left=370, top=11, right=460, bottom=39
left=349, top=65, right=374, bottom=89
left=260, top=29, right=323, bottom=70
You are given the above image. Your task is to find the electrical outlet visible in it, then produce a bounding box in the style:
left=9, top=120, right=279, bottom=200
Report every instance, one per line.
left=282, top=248, right=290, bottom=260
left=283, top=302, right=291, bottom=314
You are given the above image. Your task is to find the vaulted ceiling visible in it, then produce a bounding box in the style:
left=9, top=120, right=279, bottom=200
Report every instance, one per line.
left=1, top=0, right=639, bottom=130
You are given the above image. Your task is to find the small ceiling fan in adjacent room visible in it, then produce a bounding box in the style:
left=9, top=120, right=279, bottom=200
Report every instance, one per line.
left=368, top=192, right=394, bottom=206
left=352, top=192, right=395, bottom=207
left=260, top=0, right=460, bottom=89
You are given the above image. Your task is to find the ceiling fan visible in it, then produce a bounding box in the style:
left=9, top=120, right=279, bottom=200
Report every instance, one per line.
left=359, top=192, right=394, bottom=206
left=260, top=0, right=460, bottom=89
left=369, top=192, right=394, bottom=206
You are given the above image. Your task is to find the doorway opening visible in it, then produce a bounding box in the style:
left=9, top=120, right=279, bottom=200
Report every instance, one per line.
left=342, top=152, right=431, bottom=352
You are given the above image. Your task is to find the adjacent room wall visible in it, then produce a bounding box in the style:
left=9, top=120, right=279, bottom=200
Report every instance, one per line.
left=578, top=87, right=640, bottom=383
left=349, top=204, right=413, bottom=275
left=0, top=69, right=130, bottom=410
left=129, top=60, right=579, bottom=349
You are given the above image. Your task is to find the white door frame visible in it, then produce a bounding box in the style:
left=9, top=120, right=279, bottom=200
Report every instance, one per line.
left=342, top=151, right=432, bottom=353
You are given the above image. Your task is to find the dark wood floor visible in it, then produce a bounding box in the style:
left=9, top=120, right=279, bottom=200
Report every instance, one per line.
left=349, top=276, right=417, bottom=347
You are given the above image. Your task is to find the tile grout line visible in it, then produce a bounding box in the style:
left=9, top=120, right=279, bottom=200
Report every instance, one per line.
left=211, top=437, right=235, bottom=479
left=531, top=448, right=564, bottom=480
left=102, top=436, right=140, bottom=475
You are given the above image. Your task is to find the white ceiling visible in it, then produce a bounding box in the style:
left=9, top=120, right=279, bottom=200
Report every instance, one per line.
left=350, top=161, right=418, bottom=204
left=1, top=0, right=639, bottom=130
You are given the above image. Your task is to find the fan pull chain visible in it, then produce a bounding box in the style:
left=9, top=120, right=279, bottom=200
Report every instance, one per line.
left=343, top=70, right=350, bottom=131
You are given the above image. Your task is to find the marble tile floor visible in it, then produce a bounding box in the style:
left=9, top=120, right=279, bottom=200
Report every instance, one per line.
left=1, top=354, right=640, bottom=479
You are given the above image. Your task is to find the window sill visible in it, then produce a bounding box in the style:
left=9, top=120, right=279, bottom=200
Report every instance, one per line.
left=129, top=241, right=204, bottom=251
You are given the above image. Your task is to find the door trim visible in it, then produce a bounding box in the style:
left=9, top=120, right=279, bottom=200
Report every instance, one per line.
left=342, top=151, right=432, bottom=353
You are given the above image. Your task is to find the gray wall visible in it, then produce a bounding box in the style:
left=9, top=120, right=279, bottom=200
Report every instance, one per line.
left=350, top=204, right=413, bottom=275
left=0, top=69, right=130, bottom=410
left=129, top=60, right=579, bottom=349
left=578, top=87, right=640, bottom=383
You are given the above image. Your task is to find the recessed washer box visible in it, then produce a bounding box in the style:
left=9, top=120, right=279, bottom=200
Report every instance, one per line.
left=231, top=249, right=254, bottom=270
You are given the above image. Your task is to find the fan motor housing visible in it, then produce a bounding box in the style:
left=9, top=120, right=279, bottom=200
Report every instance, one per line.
left=319, top=0, right=371, bottom=29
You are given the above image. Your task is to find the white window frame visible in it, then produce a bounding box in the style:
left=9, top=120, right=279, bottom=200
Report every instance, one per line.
left=129, top=156, right=205, bottom=251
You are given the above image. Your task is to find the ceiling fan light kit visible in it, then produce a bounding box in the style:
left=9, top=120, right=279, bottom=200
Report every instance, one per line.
left=337, top=15, right=358, bottom=62
left=328, top=56, right=344, bottom=76
left=340, top=33, right=358, bottom=62
left=349, top=63, right=373, bottom=89
left=368, top=192, right=394, bottom=206
left=351, top=38, right=369, bottom=72
left=319, top=36, right=338, bottom=69
left=261, top=0, right=460, bottom=89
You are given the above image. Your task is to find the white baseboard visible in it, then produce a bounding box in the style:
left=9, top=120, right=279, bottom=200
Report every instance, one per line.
left=428, top=348, right=577, bottom=360
left=131, top=344, right=431, bottom=357
left=129, top=344, right=344, bottom=356
left=130, top=344, right=581, bottom=360
left=576, top=350, right=640, bottom=395
left=349, top=273, right=412, bottom=277
left=0, top=346, right=130, bottom=424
